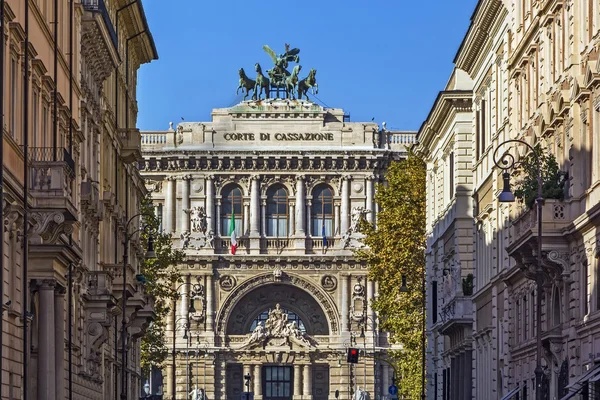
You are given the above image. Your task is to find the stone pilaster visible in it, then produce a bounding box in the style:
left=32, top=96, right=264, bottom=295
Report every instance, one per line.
left=206, top=274, right=214, bottom=333
left=334, top=201, right=341, bottom=236
left=37, top=280, right=57, bottom=400
left=295, top=176, right=306, bottom=237
left=250, top=175, right=261, bottom=237
left=181, top=175, right=191, bottom=233
left=54, top=288, right=66, bottom=400
left=216, top=199, right=222, bottom=237
left=341, top=274, right=349, bottom=332
left=165, top=176, right=177, bottom=234
left=365, top=176, right=374, bottom=223
left=206, top=176, right=215, bottom=234
left=340, top=176, right=350, bottom=234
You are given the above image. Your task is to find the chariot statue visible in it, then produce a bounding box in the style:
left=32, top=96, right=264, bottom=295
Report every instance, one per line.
left=237, top=44, right=319, bottom=101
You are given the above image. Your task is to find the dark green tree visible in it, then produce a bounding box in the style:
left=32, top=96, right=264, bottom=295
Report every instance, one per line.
left=356, top=153, right=426, bottom=399
left=139, top=195, right=184, bottom=376
left=513, top=144, right=566, bottom=208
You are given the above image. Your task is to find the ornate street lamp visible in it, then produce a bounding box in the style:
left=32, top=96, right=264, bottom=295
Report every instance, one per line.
left=120, top=213, right=156, bottom=400
left=493, top=139, right=545, bottom=400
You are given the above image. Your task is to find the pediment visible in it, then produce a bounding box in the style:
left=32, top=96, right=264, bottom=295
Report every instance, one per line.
left=583, top=60, right=599, bottom=89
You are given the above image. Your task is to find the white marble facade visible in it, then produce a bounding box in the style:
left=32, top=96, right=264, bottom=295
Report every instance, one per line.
left=141, top=100, right=415, bottom=400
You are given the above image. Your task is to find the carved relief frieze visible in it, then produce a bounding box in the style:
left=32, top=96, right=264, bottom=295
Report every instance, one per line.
left=350, top=276, right=366, bottom=322
left=321, top=275, right=337, bottom=291
left=219, top=275, right=237, bottom=291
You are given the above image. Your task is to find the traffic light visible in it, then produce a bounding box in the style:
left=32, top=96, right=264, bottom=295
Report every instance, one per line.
left=347, top=348, right=359, bottom=363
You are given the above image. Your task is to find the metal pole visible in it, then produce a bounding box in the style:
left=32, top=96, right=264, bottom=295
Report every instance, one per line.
left=52, top=0, right=58, bottom=160
left=0, top=0, right=5, bottom=393
left=120, top=235, right=128, bottom=400
left=172, top=311, right=177, bottom=399
left=186, top=337, right=190, bottom=397
left=22, top=0, right=30, bottom=396
left=535, top=167, right=544, bottom=400
left=363, top=329, right=366, bottom=390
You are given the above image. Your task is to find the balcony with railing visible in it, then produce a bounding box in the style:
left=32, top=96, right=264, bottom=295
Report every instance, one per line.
left=120, top=128, right=143, bottom=163
left=81, top=0, right=119, bottom=83
left=439, top=296, right=473, bottom=336
left=28, top=147, right=77, bottom=220
left=141, top=131, right=170, bottom=150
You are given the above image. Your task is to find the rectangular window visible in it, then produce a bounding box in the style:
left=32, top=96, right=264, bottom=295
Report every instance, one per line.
left=481, top=99, right=487, bottom=153
left=10, top=57, right=18, bottom=138
left=516, top=299, right=521, bottom=344
left=42, top=104, right=48, bottom=148
left=312, top=218, right=333, bottom=237
left=449, top=152, right=455, bottom=199
left=584, top=259, right=589, bottom=316
left=475, top=110, right=481, bottom=160
left=32, top=89, right=39, bottom=148
left=523, top=295, right=528, bottom=340
left=222, top=216, right=243, bottom=238
left=432, top=281, right=438, bottom=324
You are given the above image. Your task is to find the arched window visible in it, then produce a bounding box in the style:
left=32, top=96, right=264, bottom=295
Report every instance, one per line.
left=311, top=185, right=334, bottom=236
left=266, top=185, right=288, bottom=237
left=249, top=308, right=306, bottom=333
left=221, top=185, right=243, bottom=237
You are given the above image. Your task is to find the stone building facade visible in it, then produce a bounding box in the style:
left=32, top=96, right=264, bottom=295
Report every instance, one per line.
left=1, top=0, right=157, bottom=398
left=418, top=0, right=600, bottom=399
left=140, top=101, right=416, bottom=400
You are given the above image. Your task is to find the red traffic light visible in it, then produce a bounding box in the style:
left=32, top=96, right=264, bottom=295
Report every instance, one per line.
left=347, top=348, right=360, bottom=363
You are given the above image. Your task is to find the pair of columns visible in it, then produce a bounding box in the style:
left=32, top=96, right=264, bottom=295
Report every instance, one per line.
left=36, top=279, right=66, bottom=400
left=243, top=364, right=312, bottom=398
left=164, top=176, right=217, bottom=235
left=163, top=174, right=376, bottom=237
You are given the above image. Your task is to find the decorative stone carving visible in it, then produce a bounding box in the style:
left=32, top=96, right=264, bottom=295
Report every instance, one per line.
left=144, top=179, right=162, bottom=193
left=321, top=275, right=337, bottom=291
left=241, top=303, right=315, bottom=349
left=28, top=211, right=74, bottom=244
left=350, top=277, right=366, bottom=322
left=189, top=206, right=208, bottom=234
left=220, top=275, right=237, bottom=291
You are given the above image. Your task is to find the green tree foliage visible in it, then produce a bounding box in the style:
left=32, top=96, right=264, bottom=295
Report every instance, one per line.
left=139, top=195, right=185, bottom=376
left=513, top=144, right=566, bottom=208
left=356, top=153, right=426, bottom=399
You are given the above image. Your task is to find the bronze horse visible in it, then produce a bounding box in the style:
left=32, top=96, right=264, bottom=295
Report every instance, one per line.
left=253, top=63, right=270, bottom=100
left=298, top=68, right=318, bottom=101
left=236, top=68, right=255, bottom=101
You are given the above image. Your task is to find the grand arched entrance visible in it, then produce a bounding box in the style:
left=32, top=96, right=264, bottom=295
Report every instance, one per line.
left=219, top=276, right=335, bottom=400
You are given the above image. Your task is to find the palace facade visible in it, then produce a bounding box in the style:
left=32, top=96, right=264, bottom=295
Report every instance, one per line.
left=417, top=0, right=600, bottom=399
left=1, top=0, right=157, bottom=398
left=140, top=100, right=416, bottom=399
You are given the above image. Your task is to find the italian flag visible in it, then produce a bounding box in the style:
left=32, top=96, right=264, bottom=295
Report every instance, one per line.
left=229, top=211, right=237, bottom=255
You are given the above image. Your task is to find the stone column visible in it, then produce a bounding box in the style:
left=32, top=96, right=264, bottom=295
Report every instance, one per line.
left=334, top=202, right=341, bottom=236
left=250, top=175, right=261, bottom=237
left=54, top=288, right=65, bottom=400
left=340, top=177, right=350, bottom=235
left=180, top=274, right=190, bottom=320
left=303, top=365, right=312, bottom=399
left=367, top=278, right=376, bottom=331
left=254, top=365, right=262, bottom=396
left=341, top=275, right=350, bottom=332
left=261, top=199, right=267, bottom=236
left=165, top=177, right=177, bottom=234
left=289, top=202, right=296, bottom=237
left=243, top=365, right=252, bottom=392
left=216, top=200, right=222, bottom=236
left=306, top=200, right=312, bottom=236
left=295, top=176, right=305, bottom=236
left=243, top=202, right=250, bottom=236
left=381, top=365, right=389, bottom=399
left=294, top=364, right=302, bottom=399
left=181, top=175, right=191, bottom=233
left=365, top=176, right=374, bottom=223
left=206, top=176, right=215, bottom=234
left=38, top=280, right=56, bottom=400
left=206, top=274, right=214, bottom=332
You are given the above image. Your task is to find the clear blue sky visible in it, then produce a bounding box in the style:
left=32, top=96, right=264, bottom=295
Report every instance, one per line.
left=137, top=0, right=478, bottom=132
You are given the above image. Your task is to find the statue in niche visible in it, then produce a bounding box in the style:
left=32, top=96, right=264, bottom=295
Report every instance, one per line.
left=190, top=206, right=207, bottom=234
